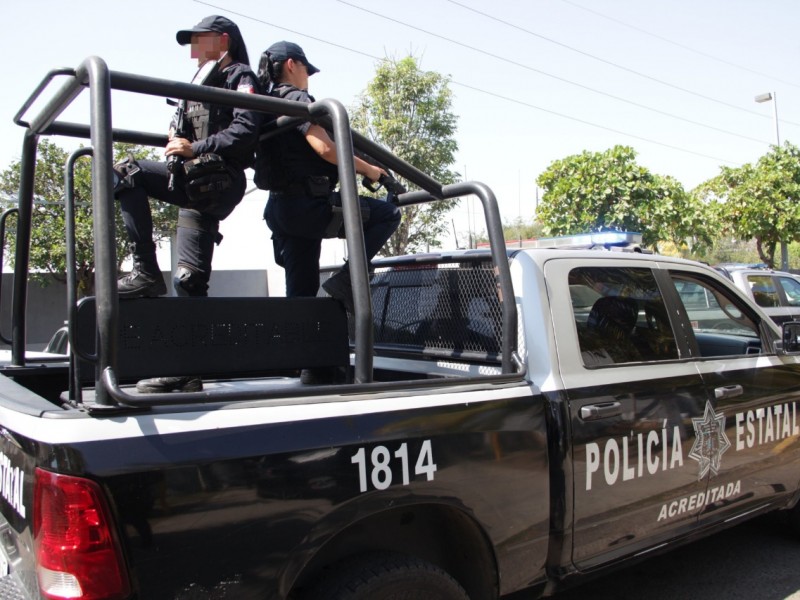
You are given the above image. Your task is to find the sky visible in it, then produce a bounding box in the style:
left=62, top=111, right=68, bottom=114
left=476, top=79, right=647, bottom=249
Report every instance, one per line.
left=3, top=0, right=800, bottom=278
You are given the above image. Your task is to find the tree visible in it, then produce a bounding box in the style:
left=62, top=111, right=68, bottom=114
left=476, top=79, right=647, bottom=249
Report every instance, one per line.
left=503, top=217, right=546, bottom=245
left=693, top=142, right=800, bottom=269
left=474, top=217, right=545, bottom=248
left=0, top=140, right=175, bottom=296
left=536, top=145, right=712, bottom=253
left=350, top=56, right=459, bottom=255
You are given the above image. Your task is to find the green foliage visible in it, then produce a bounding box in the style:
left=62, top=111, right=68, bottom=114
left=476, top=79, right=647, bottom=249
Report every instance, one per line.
left=471, top=217, right=545, bottom=249
left=501, top=217, right=545, bottom=247
left=692, top=142, right=800, bottom=269
left=536, top=145, right=712, bottom=253
left=704, top=239, right=761, bottom=266
left=350, top=56, right=459, bottom=255
left=0, top=140, right=175, bottom=296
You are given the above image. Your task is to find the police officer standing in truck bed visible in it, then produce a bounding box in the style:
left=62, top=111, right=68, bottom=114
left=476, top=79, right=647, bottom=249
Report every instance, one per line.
left=115, top=15, right=261, bottom=302
left=115, top=15, right=261, bottom=393
left=258, top=41, right=401, bottom=311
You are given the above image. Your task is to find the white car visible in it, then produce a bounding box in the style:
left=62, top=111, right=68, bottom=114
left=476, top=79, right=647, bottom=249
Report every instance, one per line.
left=715, top=264, right=800, bottom=325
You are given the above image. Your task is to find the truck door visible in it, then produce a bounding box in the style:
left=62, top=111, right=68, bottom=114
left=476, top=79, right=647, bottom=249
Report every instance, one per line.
left=667, top=269, right=800, bottom=527
left=548, top=261, right=710, bottom=570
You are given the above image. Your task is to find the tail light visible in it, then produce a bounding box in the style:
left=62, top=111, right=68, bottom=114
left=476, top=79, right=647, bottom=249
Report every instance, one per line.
left=33, top=468, right=131, bottom=600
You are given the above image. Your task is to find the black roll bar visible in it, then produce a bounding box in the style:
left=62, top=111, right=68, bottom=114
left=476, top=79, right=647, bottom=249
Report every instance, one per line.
left=83, top=57, right=118, bottom=406
left=11, top=131, right=38, bottom=366
left=65, top=147, right=96, bottom=402
left=261, top=115, right=444, bottom=198
left=0, top=208, right=18, bottom=346
left=13, top=68, right=77, bottom=128
left=394, top=183, right=517, bottom=373
left=309, top=98, right=373, bottom=384
left=12, top=56, right=520, bottom=408
left=41, top=121, right=167, bottom=149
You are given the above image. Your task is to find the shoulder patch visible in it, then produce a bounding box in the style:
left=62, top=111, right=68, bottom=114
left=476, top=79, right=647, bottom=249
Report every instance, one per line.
left=237, top=83, right=255, bottom=94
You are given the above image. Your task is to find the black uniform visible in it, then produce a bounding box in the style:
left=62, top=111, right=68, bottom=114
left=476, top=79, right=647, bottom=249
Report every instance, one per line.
left=264, top=83, right=401, bottom=297
left=118, top=61, right=261, bottom=296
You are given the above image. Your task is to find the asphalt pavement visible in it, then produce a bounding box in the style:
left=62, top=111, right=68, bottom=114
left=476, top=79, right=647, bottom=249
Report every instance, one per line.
left=550, top=514, right=800, bottom=600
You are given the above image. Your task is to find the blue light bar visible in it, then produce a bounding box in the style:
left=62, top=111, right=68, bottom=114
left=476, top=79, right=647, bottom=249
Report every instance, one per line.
left=527, top=231, right=643, bottom=249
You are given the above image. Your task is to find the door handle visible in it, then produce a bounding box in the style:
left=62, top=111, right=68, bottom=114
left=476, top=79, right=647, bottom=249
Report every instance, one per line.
left=580, top=402, right=622, bottom=421
left=714, top=385, right=744, bottom=400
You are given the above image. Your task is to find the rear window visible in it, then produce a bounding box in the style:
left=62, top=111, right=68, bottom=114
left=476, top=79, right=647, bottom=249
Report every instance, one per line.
left=746, top=275, right=780, bottom=308
left=778, top=276, right=800, bottom=307
left=359, top=260, right=503, bottom=361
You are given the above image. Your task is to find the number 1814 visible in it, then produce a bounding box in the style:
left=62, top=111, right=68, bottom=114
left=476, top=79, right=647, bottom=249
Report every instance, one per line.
left=350, top=440, right=437, bottom=493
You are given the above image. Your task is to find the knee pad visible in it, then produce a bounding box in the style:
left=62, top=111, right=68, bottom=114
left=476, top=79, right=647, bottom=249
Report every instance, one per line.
left=112, top=156, right=141, bottom=196
left=173, top=265, right=209, bottom=297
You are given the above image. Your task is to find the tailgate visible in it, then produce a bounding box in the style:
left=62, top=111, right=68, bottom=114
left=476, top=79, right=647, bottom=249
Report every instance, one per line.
left=0, top=426, right=37, bottom=599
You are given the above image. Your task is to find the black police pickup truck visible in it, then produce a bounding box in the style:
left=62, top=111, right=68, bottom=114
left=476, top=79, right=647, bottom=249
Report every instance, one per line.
left=0, top=58, right=799, bottom=600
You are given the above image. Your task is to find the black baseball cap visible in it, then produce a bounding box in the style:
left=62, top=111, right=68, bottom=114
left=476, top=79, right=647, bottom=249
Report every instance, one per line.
left=176, top=15, right=240, bottom=45
left=176, top=15, right=250, bottom=64
left=265, top=41, right=320, bottom=75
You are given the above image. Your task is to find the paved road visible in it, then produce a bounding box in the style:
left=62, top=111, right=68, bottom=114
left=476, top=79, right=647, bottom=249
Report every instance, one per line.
left=550, top=515, right=800, bottom=600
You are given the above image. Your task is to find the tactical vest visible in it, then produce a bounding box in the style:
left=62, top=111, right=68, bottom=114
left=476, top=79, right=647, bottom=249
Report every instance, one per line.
left=186, top=101, right=211, bottom=141
left=178, top=62, right=257, bottom=154
left=253, top=84, right=296, bottom=191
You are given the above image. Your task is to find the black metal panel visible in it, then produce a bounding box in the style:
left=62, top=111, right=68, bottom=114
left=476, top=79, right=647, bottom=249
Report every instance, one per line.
left=44, top=390, right=545, bottom=599
left=361, top=259, right=503, bottom=362
left=75, top=297, right=349, bottom=381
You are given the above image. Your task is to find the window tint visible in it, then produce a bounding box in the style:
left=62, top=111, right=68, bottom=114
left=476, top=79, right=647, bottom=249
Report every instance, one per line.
left=746, top=275, right=780, bottom=308
left=570, top=267, right=678, bottom=367
left=672, top=273, right=762, bottom=357
left=779, top=276, right=800, bottom=307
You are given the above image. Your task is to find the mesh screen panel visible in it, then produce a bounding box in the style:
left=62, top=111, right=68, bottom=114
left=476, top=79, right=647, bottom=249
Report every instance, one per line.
left=348, top=260, right=504, bottom=361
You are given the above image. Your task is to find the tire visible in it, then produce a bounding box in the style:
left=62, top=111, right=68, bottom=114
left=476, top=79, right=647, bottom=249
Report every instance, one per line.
left=308, top=552, right=471, bottom=600
left=789, top=502, right=800, bottom=538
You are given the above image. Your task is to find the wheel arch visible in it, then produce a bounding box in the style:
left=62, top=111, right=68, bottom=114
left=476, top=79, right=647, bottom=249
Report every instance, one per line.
left=284, top=501, right=498, bottom=599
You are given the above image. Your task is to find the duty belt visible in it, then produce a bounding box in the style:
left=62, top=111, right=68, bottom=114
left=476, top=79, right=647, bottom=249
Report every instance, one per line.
left=270, top=183, right=308, bottom=197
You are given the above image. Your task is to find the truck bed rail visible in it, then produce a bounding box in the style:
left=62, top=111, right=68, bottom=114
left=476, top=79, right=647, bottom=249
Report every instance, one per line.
left=10, top=56, right=519, bottom=409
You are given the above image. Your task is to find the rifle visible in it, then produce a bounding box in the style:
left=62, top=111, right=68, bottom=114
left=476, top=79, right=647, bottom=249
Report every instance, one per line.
left=166, top=54, right=227, bottom=191
left=362, top=172, right=407, bottom=204
left=356, top=151, right=407, bottom=204
left=166, top=100, right=188, bottom=191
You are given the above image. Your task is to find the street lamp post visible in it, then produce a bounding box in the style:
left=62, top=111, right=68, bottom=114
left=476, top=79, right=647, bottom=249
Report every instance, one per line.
left=755, top=91, right=787, bottom=270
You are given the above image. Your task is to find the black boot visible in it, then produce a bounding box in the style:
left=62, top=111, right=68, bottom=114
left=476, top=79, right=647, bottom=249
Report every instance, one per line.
left=118, top=244, right=167, bottom=298
left=300, top=367, right=344, bottom=385
left=135, top=376, right=203, bottom=393
left=322, top=269, right=354, bottom=314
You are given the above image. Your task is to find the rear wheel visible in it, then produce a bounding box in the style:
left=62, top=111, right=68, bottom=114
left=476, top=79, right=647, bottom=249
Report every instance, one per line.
left=307, top=552, right=471, bottom=600
left=789, top=503, right=800, bottom=538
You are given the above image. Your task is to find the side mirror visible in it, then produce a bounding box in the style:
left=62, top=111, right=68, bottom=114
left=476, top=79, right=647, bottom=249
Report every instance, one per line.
left=780, top=321, right=800, bottom=354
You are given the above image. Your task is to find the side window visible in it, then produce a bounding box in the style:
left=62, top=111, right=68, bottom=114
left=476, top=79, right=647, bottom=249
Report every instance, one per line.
left=778, top=276, right=800, bottom=307
left=570, top=267, right=678, bottom=367
left=672, top=273, right=763, bottom=357
left=746, top=275, right=780, bottom=308
left=674, top=280, right=713, bottom=310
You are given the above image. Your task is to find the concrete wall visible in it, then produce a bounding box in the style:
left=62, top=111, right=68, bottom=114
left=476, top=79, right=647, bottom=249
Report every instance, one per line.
left=0, top=269, right=268, bottom=350
left=0, top=274, right=68, bottom=350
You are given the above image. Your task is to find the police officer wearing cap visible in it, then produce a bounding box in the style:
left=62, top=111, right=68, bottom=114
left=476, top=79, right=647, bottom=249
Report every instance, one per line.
left=116, top=15, right=261, bottom=301
left=259, top=41, right=401, bottom=310
left=116, top=15, right=261, bottom=393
